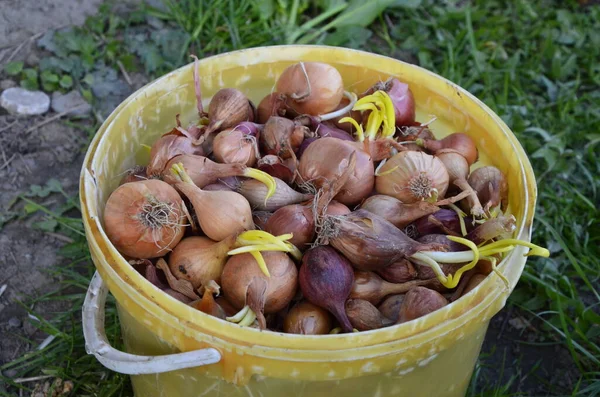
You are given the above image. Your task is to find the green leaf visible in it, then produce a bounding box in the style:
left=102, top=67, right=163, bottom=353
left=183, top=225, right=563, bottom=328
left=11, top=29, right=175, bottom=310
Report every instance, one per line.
left=3, top=61, right=23, bottom=76
left=82, top=73, right=94, bottom=86
left=22, top=68, right=38, bottom=81
left=36, top=218, right=58, bottom=232
left=40, top=70, right=59, bottom=83
left=327, top=0, right=400, bottom=28
left=324, top=25, right=372, bottom=47
left=81, top=88, right=93, bottom=103
left=255, top=0, right=275, bottom=20
left=59, top=75, right=73, bottom=89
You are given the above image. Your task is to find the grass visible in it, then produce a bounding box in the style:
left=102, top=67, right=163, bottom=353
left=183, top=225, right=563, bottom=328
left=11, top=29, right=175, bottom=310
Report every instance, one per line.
left=1, top=0, right=598, bottom=396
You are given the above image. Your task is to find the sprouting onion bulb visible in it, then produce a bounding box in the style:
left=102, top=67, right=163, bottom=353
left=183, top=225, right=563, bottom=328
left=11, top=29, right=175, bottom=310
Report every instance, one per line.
left=170, top=163, right=254, bottom=241
left=163, top=154, right=276, bottom=192
left=222, top=251, right=297, bottom=329
left=103, top=180, right=185, bottom=258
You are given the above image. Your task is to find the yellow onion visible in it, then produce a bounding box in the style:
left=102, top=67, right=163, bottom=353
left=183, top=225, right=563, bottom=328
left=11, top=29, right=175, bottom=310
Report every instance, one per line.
left=237, top=177, right=312, bottom=211
left=276, top=62, right=344, bottom=115
left=283, top=301, right=332, bottom=335
left=222, top=251, right=297, bottom=329
left=206, top=88, right=255, bottom=134
left=103, top=180, right=185, bottom=258
left=467, top=166, right=508, bottom=212
left=171, top=164, right=254, bottom=241
left=299, top=137, right=374, bottom=206
left=212, top=128, right=259, bottom=167
left=168, top=235, right=236, bottom=288
left=376, top=151, right=449, bottom=203
left=346, top=299, right=393, bottom=331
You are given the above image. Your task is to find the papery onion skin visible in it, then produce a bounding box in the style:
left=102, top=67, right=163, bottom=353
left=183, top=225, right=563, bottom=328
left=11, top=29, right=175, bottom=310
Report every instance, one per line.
left=299, top=246, right=354, bottom=332
left=276, top=62, right=344, bottom=115
left=421, top=133, right=478, bottom=166
left=206, top=88, right=255, bottom=134
left=299, top=137, right=374, bottom=206
left=378, top=294, right=405, bottom=323
left=467, top=166, right=508, bottom=211
left=147, top=135, right=205, bottom=175
left=257, top=93, right=286, bottom=123
left=346, top=299, right=393, bottom=331
left=176, top=182, right=253, bottom=241
left=283, top=301, right=333, bottom=335
left=212, top=128, right=258, bottom=167
left=104, top=180, right=185, bottom=259
left=222, top=251, right=298, bottom=314
left=325, top=209, right=444, bottom=271
left=376, top=259, right=418, bottom=284
left=397, top=287, right=448, bottom=323
left=265, top=204, right=314, bottom=249
left=360, top=195, right=440, bottom=229
left=163, top=154, right=245, bottom=188
left=375, top=151, right=449, bottom=203
left=168, top=235, right=234, bottom=288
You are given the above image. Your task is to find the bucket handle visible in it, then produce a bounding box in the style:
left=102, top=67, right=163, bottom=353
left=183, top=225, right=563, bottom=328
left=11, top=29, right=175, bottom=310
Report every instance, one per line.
left=82, top=271, right=221, bottom=375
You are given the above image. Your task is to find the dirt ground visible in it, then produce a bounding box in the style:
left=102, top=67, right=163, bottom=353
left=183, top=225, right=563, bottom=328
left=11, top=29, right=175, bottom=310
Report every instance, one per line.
left=0, top=0, right=581, bottom=395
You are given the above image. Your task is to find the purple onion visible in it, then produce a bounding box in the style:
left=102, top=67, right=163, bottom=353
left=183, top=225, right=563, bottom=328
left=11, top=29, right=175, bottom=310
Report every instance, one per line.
left=295, top=115, right=354, bottom=141
left=364, top=78, right=415, bottom=127
left=417, top=234, right=465, bottom=252
left=299, top=246, right=354, bottom=332
left=412, top=209, right=472, bottom=237
left=296, top=137, right=317, bottom=158
left=233, top=121, right=263, bottom=137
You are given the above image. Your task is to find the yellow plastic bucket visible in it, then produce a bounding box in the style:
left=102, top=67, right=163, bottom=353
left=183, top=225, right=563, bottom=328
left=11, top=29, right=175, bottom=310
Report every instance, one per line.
left=80, top=45, right=537, bottom=397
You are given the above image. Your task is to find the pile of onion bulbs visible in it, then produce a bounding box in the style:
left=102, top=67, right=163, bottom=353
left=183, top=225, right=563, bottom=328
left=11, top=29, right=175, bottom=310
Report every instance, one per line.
left=104, top=59, right=548, bottom=334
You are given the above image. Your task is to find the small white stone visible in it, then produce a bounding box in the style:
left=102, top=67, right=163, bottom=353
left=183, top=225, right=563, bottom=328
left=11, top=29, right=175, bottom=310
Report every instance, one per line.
left=1, top=87, right=50, bottom=115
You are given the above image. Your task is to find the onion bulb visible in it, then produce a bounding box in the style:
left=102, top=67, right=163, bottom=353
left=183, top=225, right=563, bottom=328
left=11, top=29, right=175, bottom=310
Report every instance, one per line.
left=212, top=126, right=260, bottom=167
left=375, top=151, right=449, bottom=203
left=397, top=287, right=448, bottom=323
left=350, top=270, right=434, bottom=305
left=299, top=137, right=374, bottom=206
left=265, top=204, right=314, bottom=249
left=103, top=180, right=185, bottom=258
left=467, top=166, right=508, bottom=212
left=276, top=62, right=344, bottom=115
left=283, top=301, right=332, bottom=335
left=237, top=177, right=311, bottom=211
left=261, top=116, right=308, bottom=159
left=360, top=195, right=440, bottom=229
left=363, top=78, right=416, bottom=127
left=417, top=133, right=478, bottom=166
left=147, top=134, right=205, bottom=175
left=168, top=235, right=236, bottom=288
left=257, top=92, right=286, bottom=123
left=436, top=150, right=483, bottom=216
left=322, top=209, right=444, bottom=271
left=170, top=164, right=254, bottom=241
left=346, top=299, right=393, bottom=331
left=222, top=251, right=297, bottom=329
left=206, top=88, right=255, bottom=134
left=299, top=246, right=354, bottom=332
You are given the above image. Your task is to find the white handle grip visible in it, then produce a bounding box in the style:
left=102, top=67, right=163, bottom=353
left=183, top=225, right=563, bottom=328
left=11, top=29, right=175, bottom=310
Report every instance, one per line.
left=82, top=271, right=221, bottom=375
